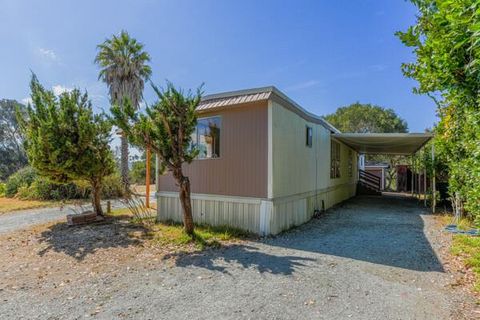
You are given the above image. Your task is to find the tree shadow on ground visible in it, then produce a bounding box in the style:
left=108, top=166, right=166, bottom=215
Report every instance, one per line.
left=37, top=218, right=145, bottom=261
left=163, top=244, right=315, bottom=275
left=268, top=194, right=445, bottom=272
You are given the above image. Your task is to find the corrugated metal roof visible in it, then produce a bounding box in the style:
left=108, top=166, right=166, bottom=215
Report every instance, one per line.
left=197, top=91, right=272, bottom=111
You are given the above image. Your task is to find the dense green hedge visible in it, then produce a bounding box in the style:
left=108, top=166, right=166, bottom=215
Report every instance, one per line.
left=0, top=183, right=5, bottom=197
left=4, top=166, right=123, bottom=200
left=5, top=167, right=36, bottom=197
left=398, top=0, right=480, bottom=224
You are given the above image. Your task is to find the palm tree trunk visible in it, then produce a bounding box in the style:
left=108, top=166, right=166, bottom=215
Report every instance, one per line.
left=120, top=133, right=130, bottom=192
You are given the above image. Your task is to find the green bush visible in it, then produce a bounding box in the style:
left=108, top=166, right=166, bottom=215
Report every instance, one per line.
left=130, top=157, right=155, bottom=185
left=5, top=166, right=123, bottom=201
left=5, top=167, right=36, bottom=197
left=101, top=172, right=124, bottom=199
left=0, top=183, right=5, bottom=197
left=16, top=176, right=88, bottom=200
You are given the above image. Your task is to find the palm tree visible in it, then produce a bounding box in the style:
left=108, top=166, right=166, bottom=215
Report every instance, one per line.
left=95, top=30, right=152, bottom=191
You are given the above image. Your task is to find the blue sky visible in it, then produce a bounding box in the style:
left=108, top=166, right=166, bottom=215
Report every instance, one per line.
left=0, top=0, right=436, bottom=132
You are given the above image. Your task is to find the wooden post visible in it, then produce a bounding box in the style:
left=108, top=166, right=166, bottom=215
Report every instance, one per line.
left=432, top=144, right=436, bottom=213
left=146, top=146, right=150, bottom=208
left=155, top=152, right=160, bottom=192
left=155, top=152, right=160, bottom=223
left=417, top=168, right=421, bottom=202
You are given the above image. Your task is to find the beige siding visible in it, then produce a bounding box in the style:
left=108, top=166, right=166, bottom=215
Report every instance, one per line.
left=268, top=100, right=358, bottom=233
left=271, top=101, right=357, bottom=199
left=158, top=101, right=268, bottom=198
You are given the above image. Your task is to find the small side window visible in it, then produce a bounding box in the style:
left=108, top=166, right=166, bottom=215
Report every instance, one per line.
left=191, top=116, right=221, bottom=159
left=330, top=140, right=341, bottom=179
left=306, top=126, right=313, bottom=147
left=348, top=150, right=353, bottom=178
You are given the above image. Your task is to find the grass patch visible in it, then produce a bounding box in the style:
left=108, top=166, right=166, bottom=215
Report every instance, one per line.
left=130, top=184, right=156, bottom=194
left=451, top=234, right=480, bottom=291
left=108, top=207, right=252, bottom=251
left=438, top=214, right=474, bottom=231
left=103, top=203, right=156, bottom=217
left=145, top=221, right=252, bottom=250
left=0, top=197, right=64, bottom=213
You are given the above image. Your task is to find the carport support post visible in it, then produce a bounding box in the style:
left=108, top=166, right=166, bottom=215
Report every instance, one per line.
left=410, top=156, right=414, bottom=196
left=424, top=167, right=427, bottom=207
left=417, top=163, right=422, bottom=202
left=412, top=157, right=417, bottom=198
left=431, top=144, right=436, bottom=213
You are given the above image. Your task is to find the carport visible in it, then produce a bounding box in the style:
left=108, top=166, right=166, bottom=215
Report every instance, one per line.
left=332, top=133, right=436, bottom=211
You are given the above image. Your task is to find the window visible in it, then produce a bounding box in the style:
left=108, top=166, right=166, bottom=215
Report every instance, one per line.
left=348, top=150, right=353, bottom=178
left=191, top=116, right=221, bottom=159
left=306, top=126, right=313, bottom=147
left=330, top=140, right=341, bottom=179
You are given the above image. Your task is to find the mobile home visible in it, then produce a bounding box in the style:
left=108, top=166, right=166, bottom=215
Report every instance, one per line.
left=156, top=86, right=358, bottom=235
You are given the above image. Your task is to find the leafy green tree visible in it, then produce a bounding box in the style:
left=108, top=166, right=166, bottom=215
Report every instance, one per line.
left=324, top=102, right=408, bottom=133
left=95, top=30, right=152, bottom=191
left=324, top=102, right=409, bottom=190
left=0, top=99, right=28, bottom=180
left=397, top=0, right=480, bottom=221
left=111, top=82, right=201, bottom=235
left=130, top=150, right=155, bottom=185
left=19, top=75, right=115, bottom=216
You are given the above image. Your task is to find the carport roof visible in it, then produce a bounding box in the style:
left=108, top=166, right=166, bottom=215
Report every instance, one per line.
left=332, top=133, right=433, bottom=155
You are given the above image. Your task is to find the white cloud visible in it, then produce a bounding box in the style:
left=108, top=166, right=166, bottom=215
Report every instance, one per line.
left=52, top=85, right=73, bottom=96
left=37, top=48, right=57, bottom=60
left=285, top=80, right=320, bottom=91
left=21, top=97, right=32, bottom=105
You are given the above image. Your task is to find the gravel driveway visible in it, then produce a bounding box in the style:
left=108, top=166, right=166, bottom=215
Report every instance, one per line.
left=0, top=194, right=474, bottom=319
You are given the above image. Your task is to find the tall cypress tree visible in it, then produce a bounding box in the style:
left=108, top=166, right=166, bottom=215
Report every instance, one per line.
left=19, top=75, right=115, bottom=216
left=111, top=82, right=201, bottom=235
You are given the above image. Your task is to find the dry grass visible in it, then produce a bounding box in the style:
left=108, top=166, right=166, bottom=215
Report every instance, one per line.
left=438, top=213, right=480, bottom=292
left=0, top=197, right=63, bottom=214
left=445, top=216, right=480, bottom=292
left=130, top=184, right=156, bottom=194
left=451, top=235, right=480, bottom=291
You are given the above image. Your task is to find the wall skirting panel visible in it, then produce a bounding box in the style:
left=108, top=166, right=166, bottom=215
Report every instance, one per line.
left=156, top=192, right=263, bottom=234
left=156, top=182, right=356, bottom=236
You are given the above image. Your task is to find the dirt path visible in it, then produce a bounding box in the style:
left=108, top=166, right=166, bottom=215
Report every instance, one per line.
left=0, top=195, right=476, bottom=319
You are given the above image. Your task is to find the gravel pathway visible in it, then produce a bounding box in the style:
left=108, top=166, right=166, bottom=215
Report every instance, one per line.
left=0, top=194, right=475, bottom=319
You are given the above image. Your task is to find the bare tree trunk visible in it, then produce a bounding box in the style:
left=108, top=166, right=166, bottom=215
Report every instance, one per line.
left=92, top=181, right=104, bottom=217
left=120, top=134, right=130, bottom=192
left=174, top=169, right=194, bottom=235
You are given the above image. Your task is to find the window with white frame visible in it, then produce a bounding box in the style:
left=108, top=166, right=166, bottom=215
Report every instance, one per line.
left=191, top=116, right=221, bottom=159
left=330, top=140, right=341, bottom=179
